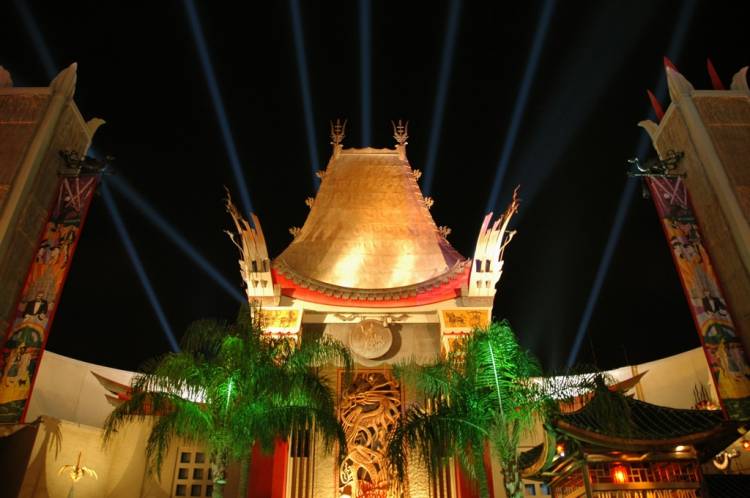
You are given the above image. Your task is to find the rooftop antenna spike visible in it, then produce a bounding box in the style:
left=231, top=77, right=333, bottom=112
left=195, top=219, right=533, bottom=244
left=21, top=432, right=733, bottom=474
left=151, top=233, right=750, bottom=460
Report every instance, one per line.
left=330, top=118, right=347, bottom=147
left=707, top=58, right=725, bottom=90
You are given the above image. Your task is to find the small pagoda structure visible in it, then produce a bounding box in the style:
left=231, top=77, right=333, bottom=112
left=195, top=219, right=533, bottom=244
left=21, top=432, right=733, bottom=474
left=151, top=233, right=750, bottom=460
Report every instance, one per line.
left=519, top=384, right=737, bottom=498
left=226, top=120, right=519, bottom=498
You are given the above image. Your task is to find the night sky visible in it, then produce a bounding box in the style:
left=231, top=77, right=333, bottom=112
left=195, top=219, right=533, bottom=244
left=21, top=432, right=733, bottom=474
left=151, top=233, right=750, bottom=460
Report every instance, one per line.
left=2, top=1, right=748, bottom=371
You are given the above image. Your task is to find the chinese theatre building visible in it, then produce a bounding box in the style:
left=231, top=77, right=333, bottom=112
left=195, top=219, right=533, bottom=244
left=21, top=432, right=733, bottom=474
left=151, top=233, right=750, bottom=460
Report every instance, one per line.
left=225, top=120, right=519, bottom=498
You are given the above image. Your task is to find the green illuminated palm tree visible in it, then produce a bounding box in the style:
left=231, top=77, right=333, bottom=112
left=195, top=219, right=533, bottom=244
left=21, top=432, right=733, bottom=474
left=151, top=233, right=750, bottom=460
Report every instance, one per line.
left=103, top=307, right=352, bottom=498
left=387, top=321, right=596, bottom=498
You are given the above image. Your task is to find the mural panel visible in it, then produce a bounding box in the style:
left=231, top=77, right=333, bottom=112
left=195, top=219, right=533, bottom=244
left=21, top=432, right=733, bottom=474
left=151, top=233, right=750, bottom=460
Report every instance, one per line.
left=647, top=176, right=750, bottom=419
left=0, top=176, right=99, bottom=423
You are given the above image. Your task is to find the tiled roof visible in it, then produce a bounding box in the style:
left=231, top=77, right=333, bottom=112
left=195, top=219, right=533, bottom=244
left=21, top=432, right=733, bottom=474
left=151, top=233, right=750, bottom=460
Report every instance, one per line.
left=559, top=395, right=725, bottom=441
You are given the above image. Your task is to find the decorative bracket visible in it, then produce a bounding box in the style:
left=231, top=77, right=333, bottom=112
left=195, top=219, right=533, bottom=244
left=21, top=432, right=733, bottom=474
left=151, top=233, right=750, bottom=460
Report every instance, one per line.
left=627, top=150, right=685, bottom=179
left=58, top=150, right=112, bottom=177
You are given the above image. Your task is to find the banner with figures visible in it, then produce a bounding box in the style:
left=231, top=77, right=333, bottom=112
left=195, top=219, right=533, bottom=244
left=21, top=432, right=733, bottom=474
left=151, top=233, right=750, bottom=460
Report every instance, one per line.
left=647, top=176, right=750, bottom=419
left=0, top=175, right=99, bottom=423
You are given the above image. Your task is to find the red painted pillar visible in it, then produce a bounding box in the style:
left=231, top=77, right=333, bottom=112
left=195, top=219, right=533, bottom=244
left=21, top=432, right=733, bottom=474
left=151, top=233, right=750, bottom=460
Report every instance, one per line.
left=247, top=439, right=288, bottom=498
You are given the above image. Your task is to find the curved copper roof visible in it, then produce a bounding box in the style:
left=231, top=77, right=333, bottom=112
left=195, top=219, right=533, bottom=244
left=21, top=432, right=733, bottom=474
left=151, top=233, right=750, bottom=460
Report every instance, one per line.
left=274, top=147, right=466, bottom=291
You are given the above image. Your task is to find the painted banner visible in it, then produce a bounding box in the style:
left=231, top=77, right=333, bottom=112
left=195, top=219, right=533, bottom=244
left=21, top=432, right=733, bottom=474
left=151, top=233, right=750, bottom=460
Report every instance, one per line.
left=647, top=176, right=750, bottom=420
left=0, top=175, right=99, bottom=423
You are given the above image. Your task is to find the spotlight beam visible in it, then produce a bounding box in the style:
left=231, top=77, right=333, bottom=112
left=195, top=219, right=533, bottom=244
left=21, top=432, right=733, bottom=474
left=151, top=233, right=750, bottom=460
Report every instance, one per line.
left=501, top=2, right=663, bottom=219
left=12, top=0, right=56, bottom=79
left=566, top=0, right=698, bottom=368
left=289, top=0, right=320, bottom=190
left=102, top=182, right=180, bottom=352
left=109, top=175, right=245, bottom=304
left=183, top=0, right=254, bottom=217
left=421, top=0, right=462, bottom=197
left=359, top=0, right=372, bottom=146
left=484, top=0, right=555, bottom=213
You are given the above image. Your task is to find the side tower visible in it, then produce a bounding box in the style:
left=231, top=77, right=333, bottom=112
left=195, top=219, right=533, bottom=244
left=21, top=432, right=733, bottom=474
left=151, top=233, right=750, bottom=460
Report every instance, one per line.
left=226, top=121, right=518, bottom=498
left=639, top=62, right=750, bottom=419
left=0, top=65, right=103, bottom=422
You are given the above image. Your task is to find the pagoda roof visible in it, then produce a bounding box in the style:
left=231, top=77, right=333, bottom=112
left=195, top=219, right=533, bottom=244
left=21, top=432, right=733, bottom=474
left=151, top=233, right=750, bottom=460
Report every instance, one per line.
left=273, top=146, right=467, bottom=296
left=519, top=391, right=735, bottom=477
left=556, top=395, right=727, bottom=448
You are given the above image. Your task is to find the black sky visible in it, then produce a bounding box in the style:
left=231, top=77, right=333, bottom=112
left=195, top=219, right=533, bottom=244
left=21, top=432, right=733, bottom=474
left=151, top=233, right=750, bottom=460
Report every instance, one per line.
left=2, top=1, right=748, bottom=371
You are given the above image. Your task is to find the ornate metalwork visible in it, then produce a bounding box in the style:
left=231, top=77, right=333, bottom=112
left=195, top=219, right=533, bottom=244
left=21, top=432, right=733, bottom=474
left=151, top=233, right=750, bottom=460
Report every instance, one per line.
left=58, top=150, right=111, bottom=177
left=339, top=372, right=402, bottom=498
left=392, top=120, right=408, bottom=146
left=331, top=118, right=347, bottom=146
left=627, top=150, right=685, bottom=179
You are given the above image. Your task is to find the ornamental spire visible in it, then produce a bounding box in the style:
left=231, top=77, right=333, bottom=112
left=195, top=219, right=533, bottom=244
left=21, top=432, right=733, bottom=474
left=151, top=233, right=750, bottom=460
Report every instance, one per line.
left=330, top=118, right=347, bottom=147
left=392, top=119, right=408, bottom=146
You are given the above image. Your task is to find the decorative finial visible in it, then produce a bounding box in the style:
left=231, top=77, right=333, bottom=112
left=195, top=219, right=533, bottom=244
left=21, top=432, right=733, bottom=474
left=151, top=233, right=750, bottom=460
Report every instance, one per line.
left=305, top=197, right=315, bottom=209
left=289, top=227, right=301, bottom=238
left=392, top=119, right=409, bottom=146
left=424, top=197, right=434, bottom=209
left=330, top=118, right=347, bottom=146
left=438, top=226, right=451, bottom=238
left=411, top=169, right=422, bottom=181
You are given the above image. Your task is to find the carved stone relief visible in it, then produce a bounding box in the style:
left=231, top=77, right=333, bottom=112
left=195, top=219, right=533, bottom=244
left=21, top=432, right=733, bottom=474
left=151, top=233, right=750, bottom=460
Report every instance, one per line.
left=339, top=371, right=402, bottom=498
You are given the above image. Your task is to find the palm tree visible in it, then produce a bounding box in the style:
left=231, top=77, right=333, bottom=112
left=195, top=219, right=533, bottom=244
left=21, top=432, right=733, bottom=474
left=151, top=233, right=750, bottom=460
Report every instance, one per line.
left=386, top=321, right=596, bottom=498
left=103, top=307, right=352, bottom=498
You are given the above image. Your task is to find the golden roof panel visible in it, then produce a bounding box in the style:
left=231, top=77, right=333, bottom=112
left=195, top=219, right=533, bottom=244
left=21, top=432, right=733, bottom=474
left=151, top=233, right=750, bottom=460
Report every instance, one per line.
left=274, top=147, right=465, bottom=290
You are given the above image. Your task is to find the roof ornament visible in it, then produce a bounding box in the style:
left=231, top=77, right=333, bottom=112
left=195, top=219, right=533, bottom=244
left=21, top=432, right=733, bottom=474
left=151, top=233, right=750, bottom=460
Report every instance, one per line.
left=289, top=227, right=301, bottom=239
left=467, top=187, right=520, bottom=298
left=411, top=169, right=422, bottom=181
left=225, top=189, right=280, bottom=305
left=438, top=226, right=451, bottom=238
left=424, top=197, right=434, bottom=209
left=330, top=118, right=347, bottom=147
left=305, top=197, right=315, bottom=209
left=392, top=119, right=408, bottom=146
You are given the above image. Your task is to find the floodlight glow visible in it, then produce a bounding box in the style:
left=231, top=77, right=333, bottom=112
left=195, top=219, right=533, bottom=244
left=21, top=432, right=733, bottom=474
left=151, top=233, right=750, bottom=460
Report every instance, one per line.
left=289, top=0, right=321, bottom=190
left=566, top=0, right=697, bottom=368
left=421, top=0, right=462, bottom=197
left=12, top=0, right=56, bottom=79
left=183, top=0, right=254, bottom=217
left=102, top=182, right=180, bottom=352
left=359, top=0, right=372, bottom=145
left=484, top=0, right=555, bottom=212
left=109, top=175, right=245, bottom=303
